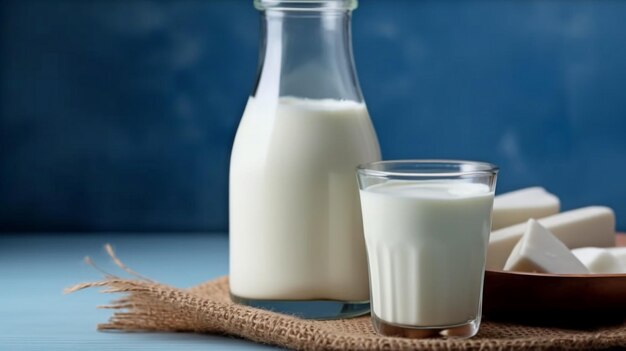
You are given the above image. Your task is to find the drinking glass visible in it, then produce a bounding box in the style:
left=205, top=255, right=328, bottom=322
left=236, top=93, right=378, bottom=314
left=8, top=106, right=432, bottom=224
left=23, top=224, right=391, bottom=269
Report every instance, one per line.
left=357, top=160, right=498, bottom=338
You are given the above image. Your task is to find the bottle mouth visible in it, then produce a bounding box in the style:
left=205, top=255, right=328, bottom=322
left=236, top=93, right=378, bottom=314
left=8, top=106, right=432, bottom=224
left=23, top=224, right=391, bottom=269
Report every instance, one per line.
left=254, top=0, right=357, bottom=11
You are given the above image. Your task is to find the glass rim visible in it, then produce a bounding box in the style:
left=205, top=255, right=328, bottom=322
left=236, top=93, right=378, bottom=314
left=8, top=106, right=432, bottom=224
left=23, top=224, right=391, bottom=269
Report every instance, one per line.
left=254, top=0, right=357, bottom=11
left=357, top=159, right=499, bottom=178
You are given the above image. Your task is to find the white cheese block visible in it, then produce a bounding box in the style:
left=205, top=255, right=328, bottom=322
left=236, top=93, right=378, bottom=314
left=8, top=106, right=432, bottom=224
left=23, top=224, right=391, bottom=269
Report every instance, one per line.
left=607, top=247, right=626, bottom=266
left=487, top=206, right=615, bottom=270
left=504, top=219, right=589, bottom=273
left=571, top=247, right=626, bottom=274
left=492, top=187, right=560, bottom=230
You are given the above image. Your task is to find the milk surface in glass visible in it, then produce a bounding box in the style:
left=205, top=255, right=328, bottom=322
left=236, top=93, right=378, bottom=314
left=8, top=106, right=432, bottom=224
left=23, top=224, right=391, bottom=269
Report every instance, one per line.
left=229, top=96, right=381, bottom=302
left=360, top=181, right=494, bottom=326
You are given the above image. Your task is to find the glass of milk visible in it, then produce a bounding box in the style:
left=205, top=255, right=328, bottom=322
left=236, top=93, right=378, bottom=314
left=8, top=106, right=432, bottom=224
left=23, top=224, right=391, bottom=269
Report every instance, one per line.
left=357, top=160, right=498, bottom=338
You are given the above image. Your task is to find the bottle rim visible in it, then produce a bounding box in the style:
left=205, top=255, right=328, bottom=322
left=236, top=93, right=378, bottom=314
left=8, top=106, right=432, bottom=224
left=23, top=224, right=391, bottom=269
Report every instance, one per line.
left=254, top=0, right=357, bottom=11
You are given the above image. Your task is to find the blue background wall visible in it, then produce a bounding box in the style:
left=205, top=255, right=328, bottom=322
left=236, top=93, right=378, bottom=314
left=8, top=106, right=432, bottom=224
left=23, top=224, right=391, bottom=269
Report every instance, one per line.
left=1, top=0, right=625, bottom=232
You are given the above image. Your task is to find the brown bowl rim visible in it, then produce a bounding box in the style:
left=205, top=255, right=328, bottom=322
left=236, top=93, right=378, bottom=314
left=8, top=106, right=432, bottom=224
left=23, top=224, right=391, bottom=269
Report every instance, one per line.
left=486, top=269, right=626, bottom=278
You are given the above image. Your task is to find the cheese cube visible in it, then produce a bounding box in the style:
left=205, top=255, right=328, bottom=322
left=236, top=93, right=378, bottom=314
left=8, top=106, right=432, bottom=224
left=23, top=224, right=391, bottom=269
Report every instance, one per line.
left=493, top=187, right=560, bottom=230
left=608, top=247, right=626, bottom=266
left=571, top=247, right=625, bottom=274
left=487, top=206, right=615, bottom=270
left=504, top=219, right=589, bottom=274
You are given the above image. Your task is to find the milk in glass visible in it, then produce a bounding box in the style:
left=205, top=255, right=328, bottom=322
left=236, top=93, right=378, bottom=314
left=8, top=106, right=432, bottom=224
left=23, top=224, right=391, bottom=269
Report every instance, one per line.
left=360, top=181, right=494, bottom=326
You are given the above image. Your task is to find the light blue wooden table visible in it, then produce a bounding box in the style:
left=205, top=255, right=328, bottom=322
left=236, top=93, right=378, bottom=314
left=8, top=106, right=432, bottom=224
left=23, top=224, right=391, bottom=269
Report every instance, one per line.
left=0, top=233, right=278, bottom=350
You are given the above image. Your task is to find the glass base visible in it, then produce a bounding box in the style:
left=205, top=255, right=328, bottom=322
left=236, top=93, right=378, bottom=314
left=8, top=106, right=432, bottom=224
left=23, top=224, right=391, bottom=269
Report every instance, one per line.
left=372, top=313, right=481, bottom=339
left=230, top=293, right=370, bottom=320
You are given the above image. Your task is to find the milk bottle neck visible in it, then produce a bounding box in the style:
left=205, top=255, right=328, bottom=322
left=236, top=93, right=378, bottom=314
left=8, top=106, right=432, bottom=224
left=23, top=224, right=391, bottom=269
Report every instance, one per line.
left=252, top=1, right=364, bottom=102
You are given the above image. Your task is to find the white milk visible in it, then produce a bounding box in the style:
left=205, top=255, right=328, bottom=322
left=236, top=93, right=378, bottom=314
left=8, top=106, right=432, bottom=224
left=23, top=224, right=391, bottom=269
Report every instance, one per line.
left=229, top=96, right=381, bottom=301
left=360, top=181, right=494, bottom=326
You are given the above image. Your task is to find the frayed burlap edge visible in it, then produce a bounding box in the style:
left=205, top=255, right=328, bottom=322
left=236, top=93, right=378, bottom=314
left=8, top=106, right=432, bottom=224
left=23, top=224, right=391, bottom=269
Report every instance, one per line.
left=65, top=245, right=626, bottom=351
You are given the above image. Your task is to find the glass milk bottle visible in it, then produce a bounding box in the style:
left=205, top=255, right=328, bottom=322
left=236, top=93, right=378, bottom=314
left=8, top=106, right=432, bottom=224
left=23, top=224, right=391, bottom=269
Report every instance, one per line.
left=229, top=0, right=381, bottom=318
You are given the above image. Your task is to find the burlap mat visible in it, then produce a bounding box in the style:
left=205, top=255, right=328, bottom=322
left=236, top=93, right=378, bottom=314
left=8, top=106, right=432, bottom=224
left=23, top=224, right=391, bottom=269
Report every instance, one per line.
left=66, top=245, right=626, bottom=350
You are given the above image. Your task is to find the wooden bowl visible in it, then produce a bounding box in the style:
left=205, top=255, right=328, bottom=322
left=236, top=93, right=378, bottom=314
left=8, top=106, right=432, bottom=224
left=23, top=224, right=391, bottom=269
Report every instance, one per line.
left=482, top=234, right=626, bottom=323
